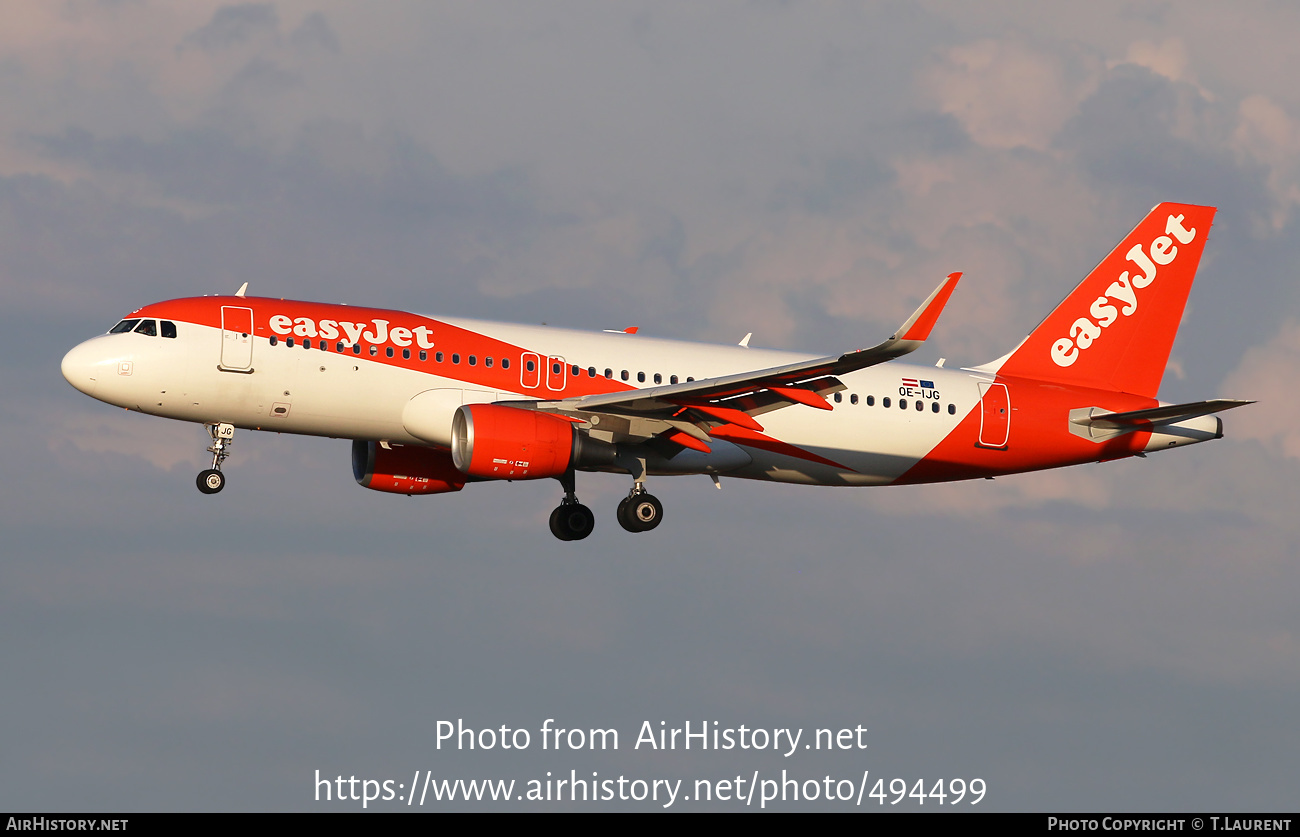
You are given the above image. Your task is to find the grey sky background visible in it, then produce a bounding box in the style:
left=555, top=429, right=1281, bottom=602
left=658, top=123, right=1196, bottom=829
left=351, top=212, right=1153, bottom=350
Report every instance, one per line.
left=3, top=1, right=1298, bottom=811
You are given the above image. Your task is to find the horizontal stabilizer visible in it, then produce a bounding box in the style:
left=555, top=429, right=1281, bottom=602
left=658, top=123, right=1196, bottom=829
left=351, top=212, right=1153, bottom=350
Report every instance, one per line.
left=1072, top=399, right=1253, bottom=430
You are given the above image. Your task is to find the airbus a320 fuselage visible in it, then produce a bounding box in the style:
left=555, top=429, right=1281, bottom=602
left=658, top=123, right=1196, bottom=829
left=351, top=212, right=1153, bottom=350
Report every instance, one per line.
left=61, top=203, right=1248, bottom=540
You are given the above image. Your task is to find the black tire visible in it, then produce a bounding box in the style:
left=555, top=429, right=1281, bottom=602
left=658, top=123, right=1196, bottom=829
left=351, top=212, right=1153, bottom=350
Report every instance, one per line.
left=550, top=503, right=594, bottom=541
left=197, top=469, right=225, bottom=494
left=563, top=503, right=595, bottom=540
left=549, top=505, right=575, bottom=541
left=616, top=496, right=637, bottom=532
left=629, top=493, right=663, bottom=531
left=618, top=493, right=663, bottom=532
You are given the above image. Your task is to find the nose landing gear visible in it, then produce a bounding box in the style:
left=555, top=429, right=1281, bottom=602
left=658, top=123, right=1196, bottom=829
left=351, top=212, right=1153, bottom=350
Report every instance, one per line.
left=197, top=422, right=235, bottom=494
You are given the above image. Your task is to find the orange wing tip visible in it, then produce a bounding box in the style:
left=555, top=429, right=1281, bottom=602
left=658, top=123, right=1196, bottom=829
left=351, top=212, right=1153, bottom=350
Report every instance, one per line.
left=898, top=272, right=961, bottom=342
left=664, top=429, right=712, bottom=453
left=768, top=385, right=833, bottom=410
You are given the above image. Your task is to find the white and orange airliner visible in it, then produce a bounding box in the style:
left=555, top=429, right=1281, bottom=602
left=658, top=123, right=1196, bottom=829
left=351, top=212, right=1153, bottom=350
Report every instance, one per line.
left=62, top=203, right=1248, bottom=540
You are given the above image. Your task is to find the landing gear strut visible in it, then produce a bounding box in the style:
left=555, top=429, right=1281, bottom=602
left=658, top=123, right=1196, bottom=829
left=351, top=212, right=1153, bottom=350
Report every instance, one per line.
left=197, top=422, right=234, bottom=495
left=549, top=470, right=595, bottom=541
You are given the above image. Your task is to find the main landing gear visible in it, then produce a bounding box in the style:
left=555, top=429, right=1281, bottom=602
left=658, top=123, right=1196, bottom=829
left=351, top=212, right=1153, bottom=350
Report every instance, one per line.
left=617, top=488, right=663, bottom=533
left=196, top=422, right=234, bottom=495
left=549, top=470, right=595, bottom=541
left=547, top=468, right=666, bottom=541
left=615, top=455, right=662, bottom=534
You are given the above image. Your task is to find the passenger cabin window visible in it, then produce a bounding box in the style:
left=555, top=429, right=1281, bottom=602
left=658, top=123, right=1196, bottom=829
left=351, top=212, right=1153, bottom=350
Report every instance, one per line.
left=270, top=335, right=279, bottom=346
left=109, top=319, right=140, bottom=334
left=501, top=358, right=510, bottom=370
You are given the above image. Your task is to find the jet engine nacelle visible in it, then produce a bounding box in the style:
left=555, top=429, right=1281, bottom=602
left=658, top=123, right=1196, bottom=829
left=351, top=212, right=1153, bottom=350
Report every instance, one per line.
left=451, top=403, right=615, bottom=479
left=352, top=440, right=466, bottom=495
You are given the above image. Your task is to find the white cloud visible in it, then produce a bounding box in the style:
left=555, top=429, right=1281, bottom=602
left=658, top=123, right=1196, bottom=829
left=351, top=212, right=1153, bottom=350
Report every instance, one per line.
left=924, top=39, right=1099, bottom=151
left=1232, top=95, right=1300, bottom=229
left=54, top=412, right=198, bottom=472
left=1222, top=319, right=1300, bottom=458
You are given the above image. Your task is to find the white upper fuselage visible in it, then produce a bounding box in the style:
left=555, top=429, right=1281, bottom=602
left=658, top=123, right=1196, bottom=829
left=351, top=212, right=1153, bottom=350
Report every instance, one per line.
left=61, top=297, right=986, bottom=486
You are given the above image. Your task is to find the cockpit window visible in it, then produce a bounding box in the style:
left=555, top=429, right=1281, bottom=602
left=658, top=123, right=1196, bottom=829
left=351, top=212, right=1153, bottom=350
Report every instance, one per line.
left=109, top=319, right=140, bottom=334
left=161, top=320, right=177, bottom=338
left=134, top=320, right=157, bottom=337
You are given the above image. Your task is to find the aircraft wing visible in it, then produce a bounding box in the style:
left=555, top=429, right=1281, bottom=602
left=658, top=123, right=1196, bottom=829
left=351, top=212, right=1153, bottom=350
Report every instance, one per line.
left=528, top=272, right=960, bottom=440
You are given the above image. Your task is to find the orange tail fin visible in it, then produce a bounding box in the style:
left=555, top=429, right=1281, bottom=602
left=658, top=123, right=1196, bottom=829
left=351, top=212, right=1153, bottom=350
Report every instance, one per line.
left=986, top=203, right=1216, bottom=397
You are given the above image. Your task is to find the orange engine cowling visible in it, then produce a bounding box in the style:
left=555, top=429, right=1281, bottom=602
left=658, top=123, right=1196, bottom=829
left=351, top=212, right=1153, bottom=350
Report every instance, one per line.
left=352, top=440, right=466, bottom=495
left=451, top=404, right=578, bottom=480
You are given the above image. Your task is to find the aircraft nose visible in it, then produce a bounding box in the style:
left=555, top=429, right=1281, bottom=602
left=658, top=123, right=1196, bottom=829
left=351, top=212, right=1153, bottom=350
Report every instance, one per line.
left=61, top=339, right=102, bottom=396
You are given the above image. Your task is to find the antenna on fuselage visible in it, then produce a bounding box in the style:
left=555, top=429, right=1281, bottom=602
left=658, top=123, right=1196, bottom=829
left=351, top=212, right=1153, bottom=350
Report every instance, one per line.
left=234, top=282, right=248, bottom=297
left=738, top=333, right=752, bottom=348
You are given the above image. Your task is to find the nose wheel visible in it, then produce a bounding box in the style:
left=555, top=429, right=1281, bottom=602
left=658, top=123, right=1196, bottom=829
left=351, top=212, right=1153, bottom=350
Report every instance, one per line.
left=197, top=469, right=225, bottom=494
left=197, top=422, right=235, bottom=495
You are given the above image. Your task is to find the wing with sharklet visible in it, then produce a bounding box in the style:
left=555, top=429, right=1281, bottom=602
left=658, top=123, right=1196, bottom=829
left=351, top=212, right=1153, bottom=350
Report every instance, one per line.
left=523, top=272, right=961, bottom=446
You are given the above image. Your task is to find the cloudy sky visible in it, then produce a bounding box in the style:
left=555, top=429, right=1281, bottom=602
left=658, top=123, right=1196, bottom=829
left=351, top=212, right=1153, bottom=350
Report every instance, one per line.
left=4, top=1, right=1298, bottom=811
